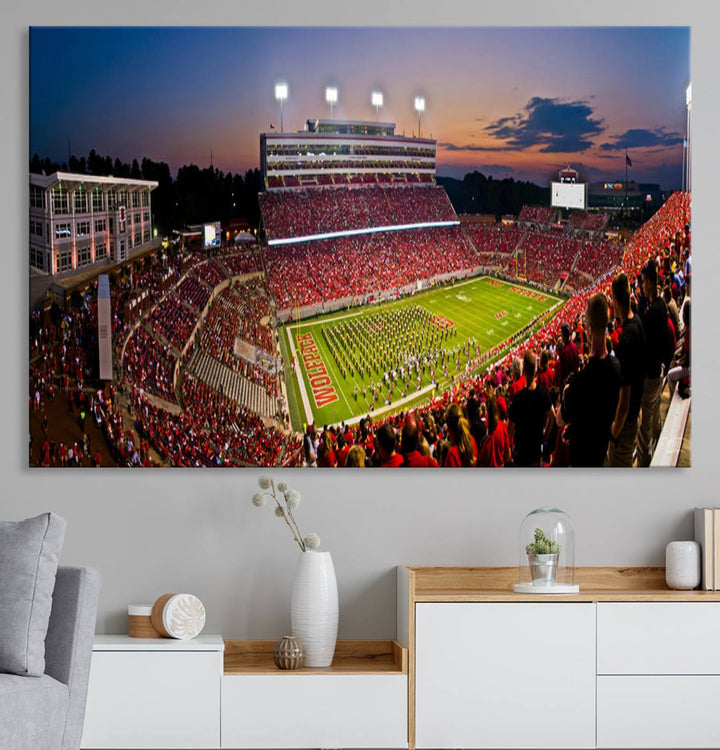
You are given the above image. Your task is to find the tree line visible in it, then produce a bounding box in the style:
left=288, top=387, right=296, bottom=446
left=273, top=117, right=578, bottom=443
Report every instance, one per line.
left=437, top=172, right=551, bottom=219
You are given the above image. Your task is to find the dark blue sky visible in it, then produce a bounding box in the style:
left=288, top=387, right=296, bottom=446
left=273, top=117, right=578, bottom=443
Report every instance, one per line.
left=30, top=26, right=690, bottom=188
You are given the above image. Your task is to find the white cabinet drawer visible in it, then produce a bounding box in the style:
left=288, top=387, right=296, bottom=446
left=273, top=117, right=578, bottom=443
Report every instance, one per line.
left=597, top=675, right=720, bottom=748
left=597, top=602, right=720, bottom=674
left=221, top=674, right=407, bottom=748
left=415, top=602, right=596, bottom=749
left=81, top=650, right=222, bottom=748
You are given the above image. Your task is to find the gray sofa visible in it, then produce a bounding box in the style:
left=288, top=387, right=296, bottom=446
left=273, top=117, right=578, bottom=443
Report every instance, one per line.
left=0, top=566, right=102, bottom=750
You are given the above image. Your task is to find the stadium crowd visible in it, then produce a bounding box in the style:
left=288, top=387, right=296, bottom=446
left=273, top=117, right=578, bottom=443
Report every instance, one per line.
left=259, top=184, right=456, bottom=240
left=518, top=205, right=557, bottom=225
left=264, top=226, right=478, bottom=310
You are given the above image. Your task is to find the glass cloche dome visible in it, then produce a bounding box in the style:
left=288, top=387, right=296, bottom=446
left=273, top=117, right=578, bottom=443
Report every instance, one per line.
left=514, top=506, right=579, bottom=594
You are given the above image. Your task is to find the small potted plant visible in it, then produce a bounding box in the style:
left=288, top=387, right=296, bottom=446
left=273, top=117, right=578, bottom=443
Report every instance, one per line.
left=525, top=528, right=561, bottom=585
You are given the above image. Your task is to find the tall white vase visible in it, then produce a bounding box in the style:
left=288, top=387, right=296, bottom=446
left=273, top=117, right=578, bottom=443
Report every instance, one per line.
left=291, top=550, right=338, bottom=667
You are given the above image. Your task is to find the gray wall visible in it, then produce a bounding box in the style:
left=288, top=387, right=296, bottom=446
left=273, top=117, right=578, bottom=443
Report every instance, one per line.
left=4, top=2, right=717, bottom=641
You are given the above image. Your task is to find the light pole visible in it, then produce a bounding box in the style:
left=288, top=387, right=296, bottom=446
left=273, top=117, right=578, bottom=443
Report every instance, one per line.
left=414, top=96, right=425, bottom=138
left=371, top=91, right=383, bottom=121
left=275, top=82, right=288, bottom=132
left=326, top=87, right=338, bottom=118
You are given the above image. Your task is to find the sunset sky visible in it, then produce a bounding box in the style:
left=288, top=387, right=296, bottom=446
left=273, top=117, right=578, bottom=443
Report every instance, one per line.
left=30, top=26, right=690, bottom=188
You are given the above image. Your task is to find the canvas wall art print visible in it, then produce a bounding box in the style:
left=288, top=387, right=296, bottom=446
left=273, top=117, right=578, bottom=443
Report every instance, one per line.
left=28, top=26, right=691, bottom=468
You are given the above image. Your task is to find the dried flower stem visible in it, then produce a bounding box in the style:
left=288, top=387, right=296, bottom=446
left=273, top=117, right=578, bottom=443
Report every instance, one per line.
left=270, top=480, right=306, bottom=551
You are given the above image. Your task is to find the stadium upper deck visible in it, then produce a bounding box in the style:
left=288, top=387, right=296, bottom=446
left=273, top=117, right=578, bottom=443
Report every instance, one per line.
left=260, top=118, right=436, bottom=190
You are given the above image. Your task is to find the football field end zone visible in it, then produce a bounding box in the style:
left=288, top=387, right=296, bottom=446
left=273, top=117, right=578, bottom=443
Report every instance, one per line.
left=285, top=331, right=314, bottom=427
left=283, top=276, right=564, bottom=429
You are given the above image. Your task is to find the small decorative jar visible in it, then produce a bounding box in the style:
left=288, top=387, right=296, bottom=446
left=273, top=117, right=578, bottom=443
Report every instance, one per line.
left=150, top=593, right=206, bottom=639
left=128, top=604, right=160, bottom=638
left=665, top=541, right=701, bottom=590
left=273, top=635, right=305, bottom=670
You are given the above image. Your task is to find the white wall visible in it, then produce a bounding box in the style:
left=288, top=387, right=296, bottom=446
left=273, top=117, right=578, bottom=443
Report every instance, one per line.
left=4, top=2, right=717, bottom=640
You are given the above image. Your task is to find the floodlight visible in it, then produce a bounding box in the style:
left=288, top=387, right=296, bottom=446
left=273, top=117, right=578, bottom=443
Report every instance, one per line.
left=275, top=82, right=288, bottom=132
left=275, top=83, right=288, bottom=102
left=372, top=91, right=383, bottom=121
left=326, top=86, right=338, bottom=117
left=414, top=96, right=426, bottom=138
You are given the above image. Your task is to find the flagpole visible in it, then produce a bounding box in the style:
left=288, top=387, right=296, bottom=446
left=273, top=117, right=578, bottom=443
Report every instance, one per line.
left=625, top=149, right=628, bottom=212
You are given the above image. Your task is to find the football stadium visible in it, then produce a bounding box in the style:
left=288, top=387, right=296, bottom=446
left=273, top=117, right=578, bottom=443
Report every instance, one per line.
left=29, top=106, right=691, bottom=469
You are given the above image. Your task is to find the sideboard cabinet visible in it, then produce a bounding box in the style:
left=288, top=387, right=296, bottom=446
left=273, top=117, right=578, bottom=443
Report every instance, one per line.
left=399, top=566, right=720, bottom=750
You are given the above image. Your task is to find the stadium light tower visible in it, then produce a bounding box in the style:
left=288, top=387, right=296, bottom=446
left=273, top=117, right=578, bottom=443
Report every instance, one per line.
left=275, top=82, right=288, bottom=132
left=326, top=86, right=338, bottom=118
left=371, top=91, right=383, bottom=121
left=414, top=96, right=425, bottom=138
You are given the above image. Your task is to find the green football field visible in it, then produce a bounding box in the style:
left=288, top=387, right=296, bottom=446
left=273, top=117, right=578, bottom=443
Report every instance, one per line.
left=279, top=276, right=563, bottom=430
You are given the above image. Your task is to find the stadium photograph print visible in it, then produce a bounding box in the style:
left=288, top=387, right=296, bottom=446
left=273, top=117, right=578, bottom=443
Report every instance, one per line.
left=28, top=26, right=690, bottom=468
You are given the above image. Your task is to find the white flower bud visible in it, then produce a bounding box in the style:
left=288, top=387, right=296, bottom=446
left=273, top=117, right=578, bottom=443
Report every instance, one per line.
left=303, top=532, right=321, bottom=550
left=251, top=493, right=266, bottom=507
left=277, top=481, right=288, bottom=492
left=286, top=489, right=301, bottom=505
left=274, top=506, right=285, bottom=518
left=258, top=475, right=272, bottom=490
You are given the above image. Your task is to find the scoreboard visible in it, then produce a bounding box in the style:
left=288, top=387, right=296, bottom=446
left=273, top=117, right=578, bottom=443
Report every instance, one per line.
left=551, top=181, right=587, bottom=210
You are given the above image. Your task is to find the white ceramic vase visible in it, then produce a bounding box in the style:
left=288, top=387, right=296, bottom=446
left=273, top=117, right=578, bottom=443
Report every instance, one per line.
left=291, top=550, right=338, bottom=667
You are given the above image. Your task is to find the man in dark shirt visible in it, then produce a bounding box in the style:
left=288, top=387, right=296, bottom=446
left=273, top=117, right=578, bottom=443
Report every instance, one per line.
left=637, top=260, right=670, bottom=466
left=558, top=293, right=621, bottom=466
left=606, top=273, right=646, bottom=467
left=509, top=351, right=552, bottom=467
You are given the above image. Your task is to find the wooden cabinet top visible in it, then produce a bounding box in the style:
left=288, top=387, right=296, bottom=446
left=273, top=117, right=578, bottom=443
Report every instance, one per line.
left=401, top=566, right=720, bottom=602
left=224, top=640, right=407, bottom=676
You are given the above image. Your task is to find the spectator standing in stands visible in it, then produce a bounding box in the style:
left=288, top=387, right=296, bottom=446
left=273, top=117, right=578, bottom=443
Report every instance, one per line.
left=317, top=430, right=337, bottom=468
left=478, top=395, right=512, bottom=467
left=607, top=273, right=645, bottom=467
left=668, top=299, right=690, bottom=398
left=663, top=287, right=681, bottom=341
left=554, top=323, right=579, bottom=388
left=443, top=403, right=477, bottom=467
left=376, top=423, right=403, bottom=467
left=400, top=415, right=439, bottom=467
left=557, top=294, right=621, bottom=466
left=508, top=351, right=552, bottom=467
left=345, top=445, right=366, bottom=467
left=537, top=350, right=554, bottom=393
left=637, top=260, right=671, bottom=466
left=303, top=425, right=317, bottom=467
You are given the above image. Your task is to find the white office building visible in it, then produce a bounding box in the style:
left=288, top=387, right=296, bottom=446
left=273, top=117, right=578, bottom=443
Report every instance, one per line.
left=29, top=172, right=158, bottom=276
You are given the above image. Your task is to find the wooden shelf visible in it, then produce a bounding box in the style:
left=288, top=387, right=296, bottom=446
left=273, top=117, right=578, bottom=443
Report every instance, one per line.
left=224, top=639, right=407, bottom=675
left=404, top=566, right=720, bottom=602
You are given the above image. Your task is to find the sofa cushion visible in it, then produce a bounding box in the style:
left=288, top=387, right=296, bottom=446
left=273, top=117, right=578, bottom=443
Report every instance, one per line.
left=0, top=673, right=68, bottom=750
left=0, top=513, right=66, bottom=676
